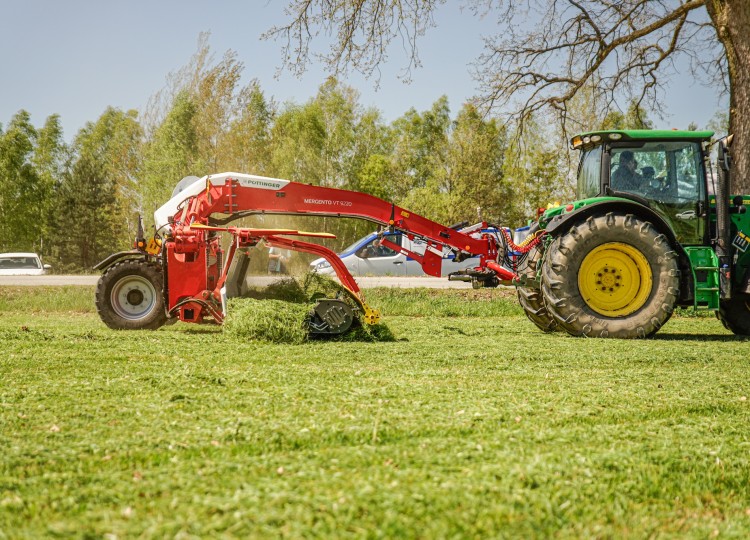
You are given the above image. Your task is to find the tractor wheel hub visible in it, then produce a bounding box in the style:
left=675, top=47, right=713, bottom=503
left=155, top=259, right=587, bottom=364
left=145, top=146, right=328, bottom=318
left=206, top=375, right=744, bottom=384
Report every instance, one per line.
left=578, top=242, right=653, bottom=317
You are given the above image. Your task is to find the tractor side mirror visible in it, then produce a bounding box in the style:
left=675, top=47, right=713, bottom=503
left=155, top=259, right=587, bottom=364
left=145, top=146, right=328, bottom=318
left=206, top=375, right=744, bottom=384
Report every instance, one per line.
left=732, top=195, right=746, bottom=215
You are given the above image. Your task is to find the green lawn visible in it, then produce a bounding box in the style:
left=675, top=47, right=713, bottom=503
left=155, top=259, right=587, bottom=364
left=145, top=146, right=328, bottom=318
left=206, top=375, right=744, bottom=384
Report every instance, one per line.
left=1, top=286, right=749, bottom=538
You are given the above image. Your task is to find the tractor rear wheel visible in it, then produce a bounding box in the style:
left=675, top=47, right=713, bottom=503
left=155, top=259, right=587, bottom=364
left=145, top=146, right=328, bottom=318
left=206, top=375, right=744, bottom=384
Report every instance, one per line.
left=541, top=213, right=680, bottom=338
left=96, top=260, right=167, bottom=330
left=516, top=226, right=558, bottom=332
left=717, top=294, right=750, bottom=336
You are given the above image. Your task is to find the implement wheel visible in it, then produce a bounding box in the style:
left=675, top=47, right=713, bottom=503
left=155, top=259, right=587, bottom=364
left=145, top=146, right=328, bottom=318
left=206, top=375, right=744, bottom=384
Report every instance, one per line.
left=516, top=226, right=558, bottom=332
left=541, top=213, right=679, bottom=338
left=96, top=260, right=167, bottom=330
left=718, top=294, right=750, bottom=336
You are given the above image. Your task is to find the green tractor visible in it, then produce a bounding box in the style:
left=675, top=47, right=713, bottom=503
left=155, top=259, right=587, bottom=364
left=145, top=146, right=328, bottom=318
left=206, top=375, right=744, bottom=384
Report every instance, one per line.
left=517, top=130, right=750, bottom=338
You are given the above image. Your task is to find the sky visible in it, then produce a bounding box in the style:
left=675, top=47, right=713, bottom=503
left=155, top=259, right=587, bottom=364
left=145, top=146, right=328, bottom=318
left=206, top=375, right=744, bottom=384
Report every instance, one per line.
left=0, top=0, right=728, bottom=141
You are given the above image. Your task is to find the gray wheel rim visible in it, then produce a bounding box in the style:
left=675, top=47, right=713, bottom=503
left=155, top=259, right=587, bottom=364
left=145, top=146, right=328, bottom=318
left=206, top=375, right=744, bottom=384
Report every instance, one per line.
left=110, top=275, right=157, bottom=321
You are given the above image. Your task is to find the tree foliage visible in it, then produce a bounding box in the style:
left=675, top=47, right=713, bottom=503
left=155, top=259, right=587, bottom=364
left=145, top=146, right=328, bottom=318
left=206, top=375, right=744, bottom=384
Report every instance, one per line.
left=222, top=82, right=275, bottom=175
left=445, top=105, right=509, bottom=224
left=54, top=108, right=142, bottom=270
left=0, top=111, right=45, bottom=252
left=400, top=101, right=512, bottom=226
left=390, top=97, right=451, bottom=202
left=503, top=121, right=570, bottom=224
left=269, top=0, right=750, bottom=190
left=1, top=35, right=600, bottom=270
left=600, top=101, right=655, bottom=131
left=142, top=92, right=202, bottom=218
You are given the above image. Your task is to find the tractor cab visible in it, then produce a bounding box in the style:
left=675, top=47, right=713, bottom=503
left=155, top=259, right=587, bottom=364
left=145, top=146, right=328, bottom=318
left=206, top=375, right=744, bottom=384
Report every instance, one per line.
left=572, top=130, right=714, bottom=245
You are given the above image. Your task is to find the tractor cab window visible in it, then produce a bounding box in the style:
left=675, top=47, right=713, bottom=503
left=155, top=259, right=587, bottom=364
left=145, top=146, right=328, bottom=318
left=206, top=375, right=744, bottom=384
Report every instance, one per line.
left=577, top=146, right=602, bottom=199
left=609, top=142, right=706, bottom=244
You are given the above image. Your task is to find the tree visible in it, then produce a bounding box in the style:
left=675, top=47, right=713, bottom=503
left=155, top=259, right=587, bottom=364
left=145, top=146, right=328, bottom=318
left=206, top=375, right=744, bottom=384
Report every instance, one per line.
left=389, top=97, right=451, bottom=203
left=0, top=112, right=68, bottom=257
left=269, top=79, right=391, bottom=249
left=371, top=99, right=514, bottom=226
left=270, top=100, right=327, bottom=185
left=34, top=115, right=68, bottom=256
left=503, top=119, right=570, bottom=225
left=355, top=153, right=393, bottom=200
left=707, top=109, right=729, bottom=135
left=222, top=82, right=275, bottom=175
left=342, top=107, right=394, bottom=201
left=142, top=33, right=264, bottom=209
left=55, top=108, right=143, bottom=270
left=270, top=78, right=383, bottom=188
left=400, top=103, right=511, bottom=225
left=0, top=111, right=47, bottom=252
left=141, top=92, right=202, bottom=219
left=191, top=49, right=244, bottom=172
left=264, top=1, right=439, bottom=82
left=600, top=101, right=655, bottom=131
left=445, top=104, right=509, bottom=225
left=269, top=0, right=750, bottom=191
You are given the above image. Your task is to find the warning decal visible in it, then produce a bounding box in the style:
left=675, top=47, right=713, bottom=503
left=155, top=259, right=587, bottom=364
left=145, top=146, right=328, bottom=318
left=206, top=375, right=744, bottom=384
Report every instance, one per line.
left=732, top=230, right=749, bottom=252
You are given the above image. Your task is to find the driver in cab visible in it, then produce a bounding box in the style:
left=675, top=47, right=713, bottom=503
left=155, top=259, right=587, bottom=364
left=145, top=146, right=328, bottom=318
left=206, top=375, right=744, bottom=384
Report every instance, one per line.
left=611, top=150, right=643, bottom=193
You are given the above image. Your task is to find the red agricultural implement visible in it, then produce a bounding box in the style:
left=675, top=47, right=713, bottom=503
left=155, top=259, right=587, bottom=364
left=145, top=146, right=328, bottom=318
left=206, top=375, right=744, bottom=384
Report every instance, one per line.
left=94, top=172, right=536, bottom=335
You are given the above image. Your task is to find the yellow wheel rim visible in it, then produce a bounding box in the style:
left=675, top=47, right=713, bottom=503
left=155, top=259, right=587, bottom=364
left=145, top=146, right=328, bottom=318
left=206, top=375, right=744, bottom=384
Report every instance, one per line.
left=578, top=242, right=653, bottom=317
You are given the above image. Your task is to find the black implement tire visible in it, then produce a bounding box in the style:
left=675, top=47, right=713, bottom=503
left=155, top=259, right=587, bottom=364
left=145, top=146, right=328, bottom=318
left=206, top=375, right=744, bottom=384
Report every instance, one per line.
left=95, top=260, right=167, bottom=330
left=718, top=294, right=750, bottom=336
left=516, top=227, right=558, bottom=332
left=541, top=213, right=680, bottom=338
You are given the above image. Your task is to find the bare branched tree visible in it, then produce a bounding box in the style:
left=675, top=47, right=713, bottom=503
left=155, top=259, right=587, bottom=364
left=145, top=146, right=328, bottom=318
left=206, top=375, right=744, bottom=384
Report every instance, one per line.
left=267, top=0, right=750, bottom=190
left=264, top=0, right=445, bottom=83
left=473, top=1, right=715, bottom=127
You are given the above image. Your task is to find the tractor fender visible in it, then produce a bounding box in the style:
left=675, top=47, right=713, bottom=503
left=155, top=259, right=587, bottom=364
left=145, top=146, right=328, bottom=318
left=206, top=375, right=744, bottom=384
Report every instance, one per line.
left=93, top=250, right=147, bottom=272
left=544, top=200, right=680, bottom=248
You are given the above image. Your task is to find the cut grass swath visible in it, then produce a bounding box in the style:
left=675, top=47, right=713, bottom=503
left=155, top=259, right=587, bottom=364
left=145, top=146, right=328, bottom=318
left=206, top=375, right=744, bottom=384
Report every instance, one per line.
left=224, top=273, right=394, bottom=343
left=223, top=298, right=309, bottom=344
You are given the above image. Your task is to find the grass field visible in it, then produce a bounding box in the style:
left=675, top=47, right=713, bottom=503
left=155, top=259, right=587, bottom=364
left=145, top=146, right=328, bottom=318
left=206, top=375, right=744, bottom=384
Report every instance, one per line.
left=1, top=286, right=749, bottom=538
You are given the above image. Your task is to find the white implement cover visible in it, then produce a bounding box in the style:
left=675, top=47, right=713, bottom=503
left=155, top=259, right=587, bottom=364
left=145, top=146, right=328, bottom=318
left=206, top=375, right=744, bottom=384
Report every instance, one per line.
left=153, top=172, right=291, bottom=230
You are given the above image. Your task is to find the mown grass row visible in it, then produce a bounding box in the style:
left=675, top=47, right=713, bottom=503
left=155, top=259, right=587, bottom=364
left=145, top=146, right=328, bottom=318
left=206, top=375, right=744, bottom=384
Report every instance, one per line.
left=1, top=286, right=748, bottom=538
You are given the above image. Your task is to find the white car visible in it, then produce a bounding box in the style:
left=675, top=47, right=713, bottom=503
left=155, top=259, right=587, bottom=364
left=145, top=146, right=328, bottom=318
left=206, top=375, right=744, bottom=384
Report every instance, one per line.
left=0, top=252, right=51, bottom=276
left=310, top=231, right=483, bottom=277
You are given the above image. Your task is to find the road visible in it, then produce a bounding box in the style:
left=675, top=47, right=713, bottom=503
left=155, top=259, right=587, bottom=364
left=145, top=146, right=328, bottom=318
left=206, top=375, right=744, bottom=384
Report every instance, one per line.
left=0, top=274, right=474, bottom=289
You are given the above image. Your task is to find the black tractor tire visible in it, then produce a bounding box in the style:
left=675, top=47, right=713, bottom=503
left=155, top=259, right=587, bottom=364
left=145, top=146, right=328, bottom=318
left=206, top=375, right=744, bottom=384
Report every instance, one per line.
left=717, top=294, right=750, bottom=336
left=516, top=227, right=558, bottom=332
left=96, top=260, right=167, bottom=330
left=541, top=213, right=680, bottom=338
